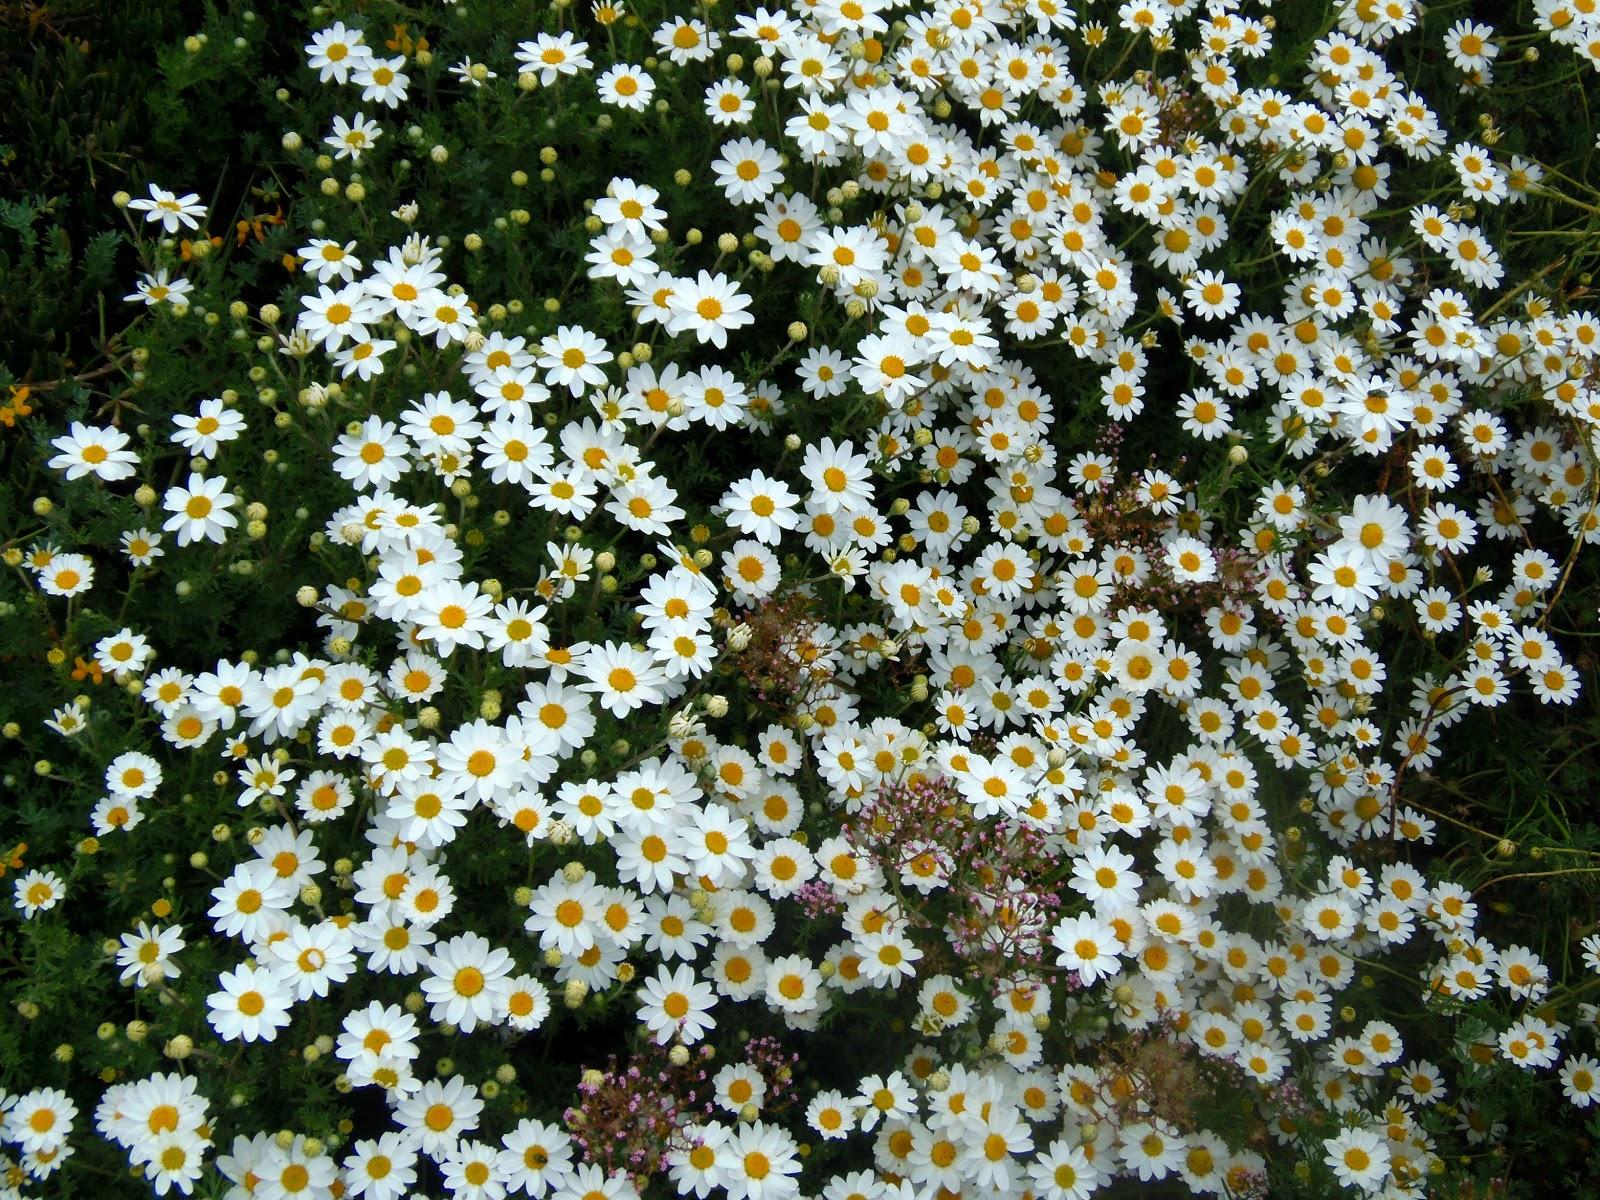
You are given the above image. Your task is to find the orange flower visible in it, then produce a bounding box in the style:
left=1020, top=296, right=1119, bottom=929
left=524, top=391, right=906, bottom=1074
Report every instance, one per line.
left=0, top=386, right=31, bottom=427
left=385, top=23, right=414, bottom=54
left=180, top=234, right=223, bottom=262
left=237, top=206, right=288, bottom=245
left=71, top=655, right=105, bottom=684
left=0, top=842, right=24, bottom=877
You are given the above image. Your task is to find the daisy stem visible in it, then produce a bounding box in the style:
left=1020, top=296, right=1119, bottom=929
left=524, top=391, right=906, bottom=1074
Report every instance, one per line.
left=1533, top=478, right=1600, bottom=633
left=1473, top=866, right=1600, bottom=893
left=1477, top=253, right=1567, bottom=323
left=1529, top=188, right=1600, bottom=217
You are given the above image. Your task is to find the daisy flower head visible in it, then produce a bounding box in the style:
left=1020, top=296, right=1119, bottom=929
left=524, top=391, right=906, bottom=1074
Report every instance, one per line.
left=667, top=270, right=755, bottom=349
left=809, top=224, right=887, bottom=290
left=333, top=417, right=412, bottom=491
left=342, top=1133, right=419, bottom=1200
left=13, top=869, right=65, bottom=917
left=1165, top=535, right=1218, bottom=583
left=448, top=58, right=496, bottom=89
left=637, top=963, right=718, bottom=1044
left=712, top=137, right=784, bottom=206
left=38, top=551, right=96, bottom=597
left=593, top=179, right=667, bottom=241
left=266, top=919, right=355, bottom=1004
left=597, top=63, right=655, bottom=110
left=781, top=34, right=847, bottom=96
left=325, top=112, right=383, bottom=162
left=497, top=1119, right=574, bottom=1197
left=1029, top=1138, right=1101, bottom=1200
left=162, top=472, right=239, bottom=546
left=4, top=1087, right=76, bottom=1154
left=299, top=282, right=379, bottom=351
left=801, top=437, right=873, bottom=512
left=1122, top=1119, right=1184, bottom=1183
left=48, top=421, right=140, bottom=482
left=720, top=470, right=801, bottom=545
left=107, top=750, right=162, bottom=799
left=1562, top=1054, right=1600, bottom=1109
left=722, top=540, right=783, bottom=604
left=579, top=641, right=668, bottom=718
left=585, top=227, right=657, bottom=287
left=206, top=963, right=293, bottom=1043
left=1051, top=913, right=1122, bottom=984
left=655, top=16, right=721, bottom=66
left=127, top=183, right=206, bottom=234
left=515, top=32, right=593, bottom=86
left=353, top=54, right=410, bottom=107
left=305, top=21, right=371, bottom=84
left=855, top=925, right=924, bottom=985
left=723, top=1121, right=800, bottom=1200
left=422, top=932, right=514, bottom=1033
left=1308, top=544, right=1382, bottom=611
left=125, top=267, right=194, bottom=308
left=785, top=92, right=846, bottom=159
left=538, top=325, right=613, bottom=396
left=334, top=335, right=396, bottom=381
left=1177, top=387, right=1233, bottom=439
left=414, top=290, right=479, bottom=348
left=91, top=800, right=147, bottom=838
left=853, top=332, right=927, bottom=407
left=706, top=77, right=755, bottom=126
left=1322, top=1127, right=1390, bottom=1192
left=172, top=398, right=247, bottom=459
left=397, top=1074, right=483, bottom=1156
left=1070, top=843, right=1142, bottom=911
left=298, top=238, right=363, bottom=285
left=440, top=1139, right=507, bottom=1200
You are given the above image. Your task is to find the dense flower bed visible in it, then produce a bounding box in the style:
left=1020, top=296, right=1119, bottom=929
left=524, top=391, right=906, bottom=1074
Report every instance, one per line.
left=4, top=1, right=1600, bottom=1198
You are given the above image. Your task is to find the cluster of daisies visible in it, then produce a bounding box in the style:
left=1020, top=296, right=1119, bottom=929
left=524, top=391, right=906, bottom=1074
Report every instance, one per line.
left=15, top=0, right=1600, bottom=1198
